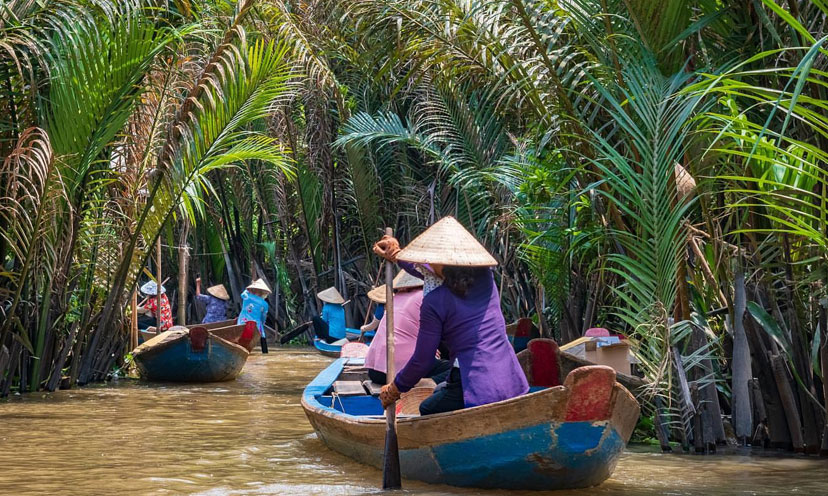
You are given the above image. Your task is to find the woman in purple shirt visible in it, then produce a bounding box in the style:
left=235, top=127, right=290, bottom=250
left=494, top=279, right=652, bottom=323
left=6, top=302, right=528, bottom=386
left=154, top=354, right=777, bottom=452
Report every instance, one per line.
left=375, top=216, right=529, bottom=415
left=195, top=278, right=229, bottom=324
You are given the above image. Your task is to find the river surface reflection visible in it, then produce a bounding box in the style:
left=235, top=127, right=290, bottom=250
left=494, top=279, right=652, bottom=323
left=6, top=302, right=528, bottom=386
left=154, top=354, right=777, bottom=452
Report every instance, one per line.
left=1, top=348, right=826, bottom=495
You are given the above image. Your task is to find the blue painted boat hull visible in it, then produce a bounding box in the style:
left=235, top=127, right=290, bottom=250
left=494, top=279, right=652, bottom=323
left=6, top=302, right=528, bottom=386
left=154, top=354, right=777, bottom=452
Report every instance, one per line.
left=313, top=337, right=345, bottom=357
left=302, top=359, right=639, bottom=490
left=133, top=330, right=249, bottom=382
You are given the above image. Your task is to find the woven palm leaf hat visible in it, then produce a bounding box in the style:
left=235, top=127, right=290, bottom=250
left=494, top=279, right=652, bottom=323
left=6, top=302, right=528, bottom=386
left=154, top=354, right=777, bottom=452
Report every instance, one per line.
left=247, top=278, right=271, bottom=295
left=207, top=284, right=230, bottom=301
left=366, top=286, right=386, bottom=304
left=366, top=270, right=424, bottom=303
left=396, top=216, right=498, bottom=267
left=140, top=280, right=166, bottom=296
left=317, top=286, right=345, bottom=304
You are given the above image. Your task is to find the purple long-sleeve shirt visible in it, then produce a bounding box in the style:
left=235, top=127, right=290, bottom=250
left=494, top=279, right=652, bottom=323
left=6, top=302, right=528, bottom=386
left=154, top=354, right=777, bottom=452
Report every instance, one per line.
left=394, top=262, right=529, bottom=408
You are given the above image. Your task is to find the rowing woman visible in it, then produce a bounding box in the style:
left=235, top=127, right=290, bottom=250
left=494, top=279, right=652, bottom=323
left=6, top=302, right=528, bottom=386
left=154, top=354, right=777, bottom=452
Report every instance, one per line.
left=374, top=216, right=528, bottom=415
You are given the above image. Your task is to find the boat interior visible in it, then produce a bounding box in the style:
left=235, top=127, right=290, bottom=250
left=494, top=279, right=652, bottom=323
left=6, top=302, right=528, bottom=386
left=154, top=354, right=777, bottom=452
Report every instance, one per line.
left=315, top=357, right=549, bottom=418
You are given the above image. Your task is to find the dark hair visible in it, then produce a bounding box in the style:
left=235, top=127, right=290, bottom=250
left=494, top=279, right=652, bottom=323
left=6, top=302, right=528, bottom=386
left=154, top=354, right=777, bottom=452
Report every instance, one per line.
left=442, top=266, right=486, bottom=297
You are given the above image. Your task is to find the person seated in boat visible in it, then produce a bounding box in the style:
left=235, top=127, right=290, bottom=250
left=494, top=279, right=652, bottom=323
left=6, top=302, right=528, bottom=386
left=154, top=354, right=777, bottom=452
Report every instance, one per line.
left=364, top=271, right=452, bottom=385
left=237, top=279, right=271, bottom=353
left=137, top=281, right=173, bottom=332
left=359, top=286, right=386, bottom=337
left=374, top=216, right=529, bottom=416
left=312, top=287, right=360, bottom=344
left=195, top=278, right=230, bottom=324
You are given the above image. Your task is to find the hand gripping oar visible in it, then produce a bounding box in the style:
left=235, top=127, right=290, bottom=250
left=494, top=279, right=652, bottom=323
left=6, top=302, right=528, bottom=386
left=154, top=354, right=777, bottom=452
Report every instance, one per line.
left=382, top=227, right=402, bottom=490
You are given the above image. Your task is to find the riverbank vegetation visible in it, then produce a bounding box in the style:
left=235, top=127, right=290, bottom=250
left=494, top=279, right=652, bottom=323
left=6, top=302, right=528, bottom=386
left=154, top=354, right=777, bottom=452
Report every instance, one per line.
left=3, top=0, right=828, bottom=454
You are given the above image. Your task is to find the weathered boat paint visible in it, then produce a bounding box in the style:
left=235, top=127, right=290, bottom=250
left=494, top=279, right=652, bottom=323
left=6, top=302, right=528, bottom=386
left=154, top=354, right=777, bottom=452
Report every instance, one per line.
left=133, top=330, right=249, bottom=382
left=186, top=319, right=236, bottom=330
left=302, top=359, right=639, bottom=490
left=208, top=323, right=256, bottom=352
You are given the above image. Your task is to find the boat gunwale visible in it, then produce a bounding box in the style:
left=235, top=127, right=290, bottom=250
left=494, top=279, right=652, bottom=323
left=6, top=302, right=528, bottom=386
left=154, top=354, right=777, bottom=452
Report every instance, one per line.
left=133, top=331, right=249, bottom=361
left=302, top=358, right=586, bottom=429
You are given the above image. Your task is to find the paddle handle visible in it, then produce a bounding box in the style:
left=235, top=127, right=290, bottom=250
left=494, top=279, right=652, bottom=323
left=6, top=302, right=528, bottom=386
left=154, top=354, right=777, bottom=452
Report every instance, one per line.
left=156, top=237, right=162, bottom=331
left=382, top=226, right=402, bottom=489
left=385, top=228, right=395, bottom=389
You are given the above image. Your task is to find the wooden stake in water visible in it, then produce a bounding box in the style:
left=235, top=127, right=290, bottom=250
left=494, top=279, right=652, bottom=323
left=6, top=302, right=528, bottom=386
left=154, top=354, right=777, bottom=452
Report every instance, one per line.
left=382, top=226, right=402, bottom=490
left=130, top=288, right=138, bottom=350
left=156, top=237, right=162, bottom=332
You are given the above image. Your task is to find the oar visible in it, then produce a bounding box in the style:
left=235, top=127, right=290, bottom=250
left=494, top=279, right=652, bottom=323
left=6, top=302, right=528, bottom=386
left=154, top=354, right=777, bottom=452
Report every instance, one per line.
left=278, top=321, right=312, bottom=344
left=382, top=227, right=402, bottom=489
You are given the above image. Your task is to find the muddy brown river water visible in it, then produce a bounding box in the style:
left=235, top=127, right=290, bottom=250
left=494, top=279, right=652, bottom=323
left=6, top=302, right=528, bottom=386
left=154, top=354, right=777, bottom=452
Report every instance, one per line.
left=1, top=348, right=827, bottom=495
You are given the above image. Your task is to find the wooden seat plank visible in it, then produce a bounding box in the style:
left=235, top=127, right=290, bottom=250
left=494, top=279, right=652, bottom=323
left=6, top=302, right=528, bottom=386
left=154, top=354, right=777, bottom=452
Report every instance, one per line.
left=333, top=380, right=367, bottom=396
left=363, top=380, right=383, bottom=396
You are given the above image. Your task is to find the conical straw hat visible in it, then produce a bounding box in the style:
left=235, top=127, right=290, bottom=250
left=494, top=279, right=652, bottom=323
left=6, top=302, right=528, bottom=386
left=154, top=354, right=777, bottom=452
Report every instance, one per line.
left=247, top=278, right=271, bottom=295
left=393, top=270, right=423, bottom=289
left=367, top=285, right=386, bottom=304
left=207, top=284, right=230, bottom=301
left=317, top=286, right=345, bottom=304
left=140, top=280, right=166, bottom=296
left=674, top=163, right=696, bottom=200
left=396, top=216, right=497, bottom=267
left=367, top=271, right=424, bottom=304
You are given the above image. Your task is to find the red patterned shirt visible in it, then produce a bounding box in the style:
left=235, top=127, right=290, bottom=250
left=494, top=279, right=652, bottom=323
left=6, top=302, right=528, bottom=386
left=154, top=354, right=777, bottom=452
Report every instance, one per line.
left=146, top=294, right=173, bottom=330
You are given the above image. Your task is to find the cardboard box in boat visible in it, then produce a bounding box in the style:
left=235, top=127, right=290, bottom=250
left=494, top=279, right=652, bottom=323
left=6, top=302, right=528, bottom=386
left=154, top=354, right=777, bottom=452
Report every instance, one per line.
left=560, top=336, right=632, bottom=376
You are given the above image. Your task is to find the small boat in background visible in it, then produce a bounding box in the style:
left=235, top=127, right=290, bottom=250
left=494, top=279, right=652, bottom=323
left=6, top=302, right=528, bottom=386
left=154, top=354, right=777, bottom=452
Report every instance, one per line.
left=313, top=337, right=348, bottom=358
left=505, top=317, right=539, bottom=353
left=302, top=339, right=639, bottom=490
left=132, top=325, right=253, bottom=382
left=139, top=320, right=258, bottom=352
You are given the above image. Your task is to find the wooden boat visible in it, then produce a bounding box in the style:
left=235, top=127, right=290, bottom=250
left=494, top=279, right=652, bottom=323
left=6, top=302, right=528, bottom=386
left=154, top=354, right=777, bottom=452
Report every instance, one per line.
left=132, top=326, right=250, bottom=382
left=345, top=329, right=375, bottom=342
left=302, top=344, right=640, bottom=490
left=138, top=328, right=157, bottom=344
left=208, top=323, right=258, bottom=352
left=515, top=334, right=649, bottom=398
left=143, top=320, right=257, bottom=352
left=557, top=345, right=648, bottom=397
left=505, top=318, right=539, bottom=353
left=186, top=319, right=236, bottom=330
left=313, top=337, right=348, bottom=358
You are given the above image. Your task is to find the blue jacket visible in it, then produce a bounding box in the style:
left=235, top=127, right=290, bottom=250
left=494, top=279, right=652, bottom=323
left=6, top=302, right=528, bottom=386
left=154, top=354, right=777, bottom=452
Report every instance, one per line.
left=237, top=290, right=268, bottom=337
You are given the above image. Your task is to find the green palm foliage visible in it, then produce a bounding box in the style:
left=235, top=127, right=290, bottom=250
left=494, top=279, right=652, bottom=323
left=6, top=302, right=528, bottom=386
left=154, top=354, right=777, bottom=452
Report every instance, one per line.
left=0, top=0, right=295, bottom=391
left=3, top=0, right=828, bottom=453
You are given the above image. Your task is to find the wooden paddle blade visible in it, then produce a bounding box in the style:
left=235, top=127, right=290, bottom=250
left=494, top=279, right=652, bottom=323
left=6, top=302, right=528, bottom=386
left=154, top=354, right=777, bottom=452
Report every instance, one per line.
left=279, top=321, right=311, bottom=344
left=382, top=420, right=402, bottom=489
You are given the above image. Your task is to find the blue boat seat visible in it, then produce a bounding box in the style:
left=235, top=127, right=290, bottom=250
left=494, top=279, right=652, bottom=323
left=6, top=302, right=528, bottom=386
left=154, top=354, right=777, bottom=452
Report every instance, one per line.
left=318, top=395, right=385, bottom=416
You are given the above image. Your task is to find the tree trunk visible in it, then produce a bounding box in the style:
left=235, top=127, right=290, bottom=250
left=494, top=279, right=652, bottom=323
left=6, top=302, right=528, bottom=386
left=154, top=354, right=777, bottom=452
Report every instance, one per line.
left=745, top=317, right=791, bottom=448
left=178, top=220, right=190, bottom=325
left=690, top=324, right=725, bottom=444
left=771, top=353, right=805, bottom=452
left=731, top=265, right=752, bottom=443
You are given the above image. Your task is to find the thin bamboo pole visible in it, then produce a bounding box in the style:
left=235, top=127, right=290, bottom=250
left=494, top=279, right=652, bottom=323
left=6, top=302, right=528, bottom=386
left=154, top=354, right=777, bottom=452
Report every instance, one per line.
left=178, top=243, right=188, bottom=325
left=131, top=289, right=138, bottom=350
left=156, top=237, right=162, bottom=331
